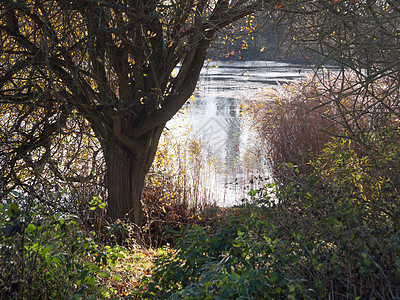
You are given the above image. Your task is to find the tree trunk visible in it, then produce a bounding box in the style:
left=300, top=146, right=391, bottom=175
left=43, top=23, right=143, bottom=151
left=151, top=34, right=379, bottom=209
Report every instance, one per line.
left=103, top=125, right=164, bottom=226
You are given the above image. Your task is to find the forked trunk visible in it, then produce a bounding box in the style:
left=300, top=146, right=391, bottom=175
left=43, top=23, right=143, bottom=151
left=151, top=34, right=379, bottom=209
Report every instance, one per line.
left=103, top=126, right=164, bottom=226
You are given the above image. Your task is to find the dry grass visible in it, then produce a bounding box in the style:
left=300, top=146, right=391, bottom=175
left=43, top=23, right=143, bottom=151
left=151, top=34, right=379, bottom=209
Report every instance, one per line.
left=244, top=71, right=400, bottom=179
left=243, top=77, right=339, bottom=178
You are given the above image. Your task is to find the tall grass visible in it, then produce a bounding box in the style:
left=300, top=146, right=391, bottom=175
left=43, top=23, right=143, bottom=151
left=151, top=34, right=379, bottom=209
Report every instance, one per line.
left=243, top=76, right=340, bottom=178
left=141, top=124, right=220, bottom=247
left=141, top=105, right=272, bottom=245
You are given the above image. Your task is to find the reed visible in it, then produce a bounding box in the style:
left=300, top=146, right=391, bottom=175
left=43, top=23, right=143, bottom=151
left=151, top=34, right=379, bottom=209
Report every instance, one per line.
left=243, top=79, right=338, bottom=179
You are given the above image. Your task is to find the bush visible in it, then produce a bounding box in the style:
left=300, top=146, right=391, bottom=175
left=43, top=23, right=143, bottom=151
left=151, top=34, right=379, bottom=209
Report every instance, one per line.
left=140, top=213, right=312, bottom=299
left=140, top=146, right=400, bottom=299
left=0, top=193, right=122, bottom=299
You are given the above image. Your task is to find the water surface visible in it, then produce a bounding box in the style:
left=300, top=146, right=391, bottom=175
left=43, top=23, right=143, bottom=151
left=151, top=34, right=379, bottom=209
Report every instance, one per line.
left=169, top=60, right=311, bottom=206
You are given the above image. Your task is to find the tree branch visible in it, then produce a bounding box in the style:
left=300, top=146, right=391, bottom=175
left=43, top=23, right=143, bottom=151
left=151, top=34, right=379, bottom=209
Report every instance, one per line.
left=106, top=111, right=145, bottom=154
left=132, top=30, right=214, bottom=138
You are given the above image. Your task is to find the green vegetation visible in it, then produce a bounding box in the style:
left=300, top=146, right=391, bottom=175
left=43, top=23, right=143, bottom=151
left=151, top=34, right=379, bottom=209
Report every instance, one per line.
left=138, top=74, right=400, bottom=299
left=1, top=78, right=400, bottom=298
left=141, top=188, right=400, bottom=298
left=0, top=193, right=123, bottom=299
left=1, top=0, right=399, bottom=298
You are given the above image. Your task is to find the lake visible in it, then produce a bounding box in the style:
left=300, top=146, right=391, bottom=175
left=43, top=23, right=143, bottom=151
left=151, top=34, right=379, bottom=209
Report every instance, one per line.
left=168, top=60, right=313, bottom=206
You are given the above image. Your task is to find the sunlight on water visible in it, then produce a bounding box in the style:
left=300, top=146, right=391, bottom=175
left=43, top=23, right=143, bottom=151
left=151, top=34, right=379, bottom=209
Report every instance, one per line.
left=168, top=61, right=312, bottom=206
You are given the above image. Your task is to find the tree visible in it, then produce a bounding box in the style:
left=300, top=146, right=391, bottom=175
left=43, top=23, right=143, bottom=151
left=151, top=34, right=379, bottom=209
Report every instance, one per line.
left=282, top=0, right=400, bottom=146
left=0, top=0, right=275, bottom=225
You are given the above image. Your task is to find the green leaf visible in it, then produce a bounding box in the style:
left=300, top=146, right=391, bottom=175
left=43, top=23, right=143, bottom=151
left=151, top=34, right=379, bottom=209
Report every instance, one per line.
left=11, top=191, right=21, bottom=198
left=52, top=256, right=62, bottom=264
left=270, top=271, right=283, bottom=284
left=229, top=272, right=240, bottom=281
left=97, top=271, right=109, bottom=278
left=248, top=190, right=257, bottom=197
left=86, top=276, right=95, bottom=286
left=79, top=269, right=90, bottom=281
left=26, top=223, right=36, bottom=234
left=8, top=202, right=19, bottom=216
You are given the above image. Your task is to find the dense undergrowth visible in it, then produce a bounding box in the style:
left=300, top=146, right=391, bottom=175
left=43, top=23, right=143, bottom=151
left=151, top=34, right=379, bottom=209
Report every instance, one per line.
left=140, top=141, right=400, bottom=298
left=138, top=75, right=400, bottom=299
left=0, top=194, right=123, bottom=299
left=0, top=192, right=226, bottom=299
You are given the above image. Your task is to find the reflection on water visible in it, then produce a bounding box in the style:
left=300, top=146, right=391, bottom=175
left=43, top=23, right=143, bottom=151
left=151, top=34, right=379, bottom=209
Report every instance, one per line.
left=169, top=61, right=311, bottom=206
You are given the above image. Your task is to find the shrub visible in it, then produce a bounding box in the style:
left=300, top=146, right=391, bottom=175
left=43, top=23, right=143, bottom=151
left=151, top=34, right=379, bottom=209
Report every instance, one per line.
left=140, top=213, right=312, bottom=299
left=140, top=143, right=400, bottom=299
left=0, top=193, right=122, bottom=299
left=250, top=135, right=400, bottom=298
left=245, top=73, right=400, bottom=181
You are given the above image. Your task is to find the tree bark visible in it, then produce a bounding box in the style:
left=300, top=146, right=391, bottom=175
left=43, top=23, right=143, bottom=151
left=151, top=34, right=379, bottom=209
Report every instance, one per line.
left=103, top=125, right=164, bottom=225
